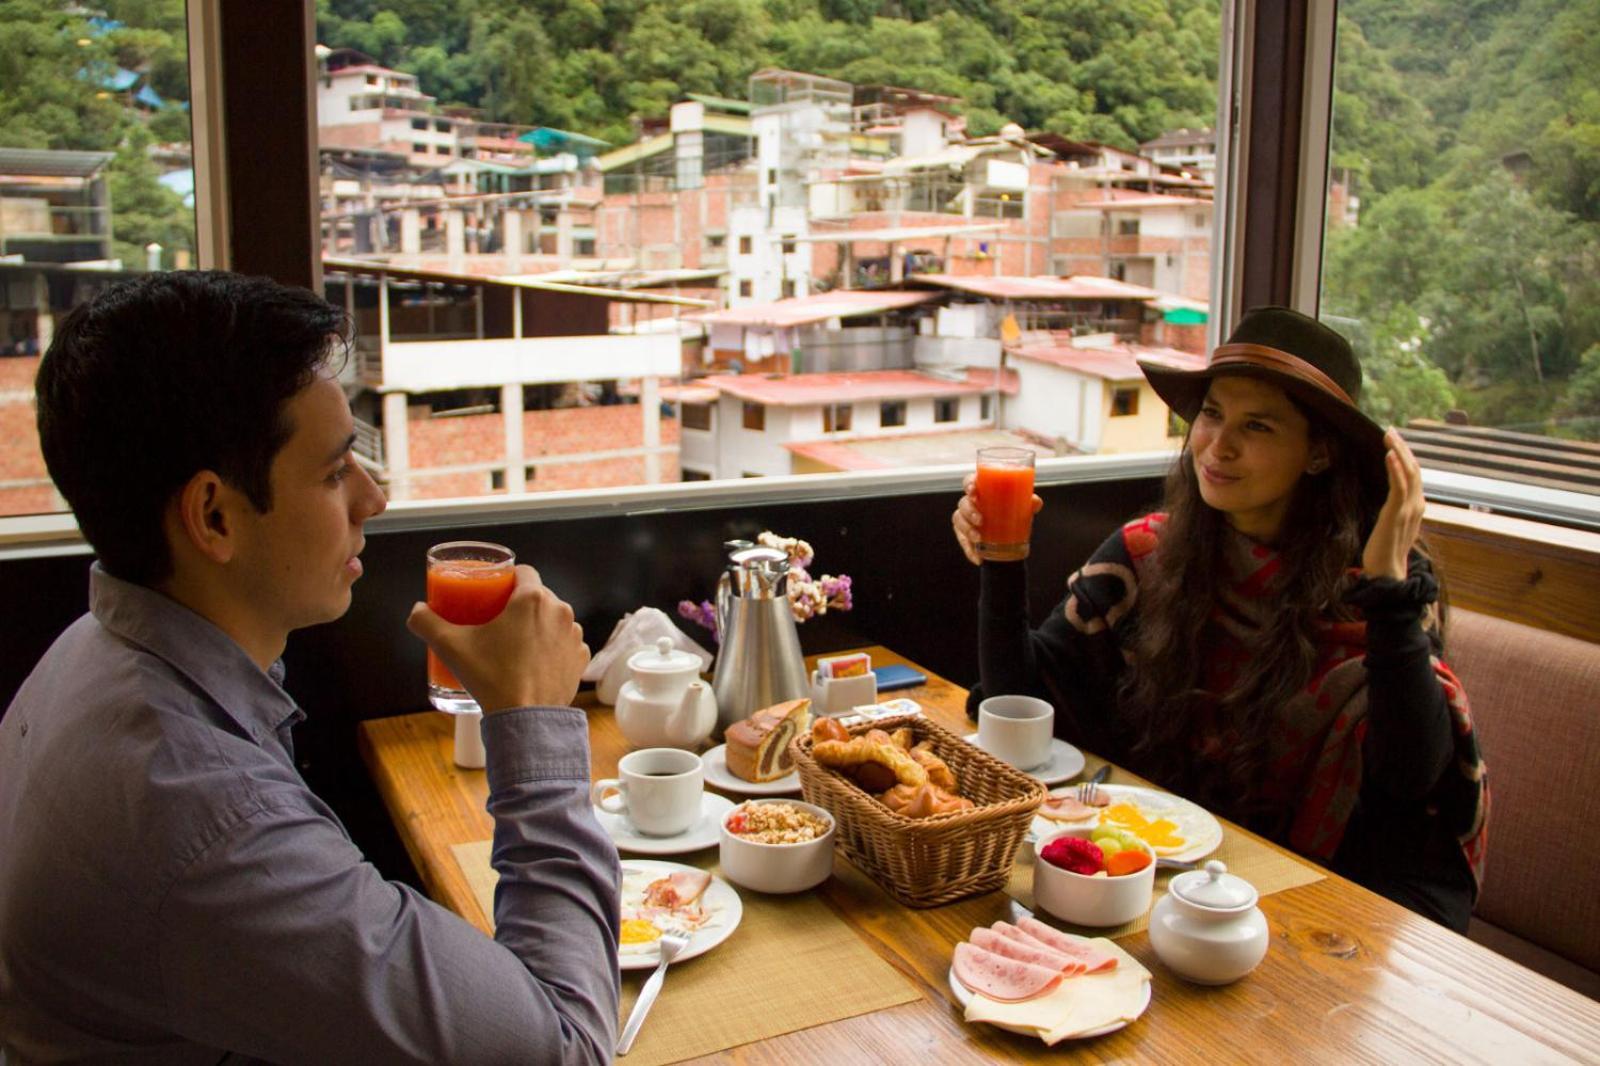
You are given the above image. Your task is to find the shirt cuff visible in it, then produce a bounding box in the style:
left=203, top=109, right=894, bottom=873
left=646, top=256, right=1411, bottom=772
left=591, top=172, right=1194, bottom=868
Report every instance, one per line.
left=482, top=706, right=594, bottom=790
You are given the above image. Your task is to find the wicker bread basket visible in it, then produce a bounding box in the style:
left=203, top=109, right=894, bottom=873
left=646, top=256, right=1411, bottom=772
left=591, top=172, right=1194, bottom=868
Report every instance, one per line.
left=789, top=714, right=1047, bottom=908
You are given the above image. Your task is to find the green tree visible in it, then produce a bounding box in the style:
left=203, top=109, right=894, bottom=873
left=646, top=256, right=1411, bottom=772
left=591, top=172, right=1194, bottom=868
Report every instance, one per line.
left=107, top=126, right=193, bottom=268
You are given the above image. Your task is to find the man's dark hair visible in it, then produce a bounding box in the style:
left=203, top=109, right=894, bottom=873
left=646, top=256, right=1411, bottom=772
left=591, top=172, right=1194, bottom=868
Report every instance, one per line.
left=36, top=271, right=349, bottom=585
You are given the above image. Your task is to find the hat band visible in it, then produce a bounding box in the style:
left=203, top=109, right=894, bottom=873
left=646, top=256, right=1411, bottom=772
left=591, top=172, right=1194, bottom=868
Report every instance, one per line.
left=1210, top=343, right=1355, bottom=407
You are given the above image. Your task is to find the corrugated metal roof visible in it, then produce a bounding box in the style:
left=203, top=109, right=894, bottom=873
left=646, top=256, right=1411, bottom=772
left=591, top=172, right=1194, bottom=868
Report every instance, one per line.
left=881, top=144, right=985, bottom=174
left=689, top=289, right=941, bottom=328
left=0, top=148, right=114, bottom=178
left=1009, top=340, right=1205, bottom=380
left=790, top=222, right=1006, bottom=244
left=912, top=274, right=1166, bottom=302
left=321, top=256, right=712, bottom=307
left=596, top=133, right=675, bottom=173
left=1080, top=195, right=1213, bottom=210
left=700, top=367, right=1017, bottom=406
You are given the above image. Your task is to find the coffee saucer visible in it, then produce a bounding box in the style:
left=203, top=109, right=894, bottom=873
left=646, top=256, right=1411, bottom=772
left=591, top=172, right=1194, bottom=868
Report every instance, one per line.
left=595, top=792, right=735, bottom=855
left=961, top=734, right=1086, bottom=786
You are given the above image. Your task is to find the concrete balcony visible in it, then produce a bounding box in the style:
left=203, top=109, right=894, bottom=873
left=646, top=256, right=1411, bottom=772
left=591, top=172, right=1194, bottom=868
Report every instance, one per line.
left=371, top=333, right=682, bottom=393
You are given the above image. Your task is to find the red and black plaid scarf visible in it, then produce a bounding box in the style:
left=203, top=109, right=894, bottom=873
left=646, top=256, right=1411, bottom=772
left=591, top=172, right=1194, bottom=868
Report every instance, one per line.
left=1119, top=514, right=1489, bottom=889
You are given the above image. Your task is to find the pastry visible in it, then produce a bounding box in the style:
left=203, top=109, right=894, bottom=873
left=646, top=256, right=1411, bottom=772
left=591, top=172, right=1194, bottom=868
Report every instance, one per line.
left=880, top=781, right=974, bottom=818
left=725, top=698, right=812, bottom=782
left=908, top=740, right=958, bottom=791
left=811, top=716, right=850, bottom=744
left=813, top=734, right=927, bottom=791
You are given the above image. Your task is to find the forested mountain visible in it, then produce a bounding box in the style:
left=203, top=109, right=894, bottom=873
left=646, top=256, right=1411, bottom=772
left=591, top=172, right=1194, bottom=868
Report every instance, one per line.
left=1325, top=0, right=1600, bottom=432
left=315, top=0, right=1221, bottom=150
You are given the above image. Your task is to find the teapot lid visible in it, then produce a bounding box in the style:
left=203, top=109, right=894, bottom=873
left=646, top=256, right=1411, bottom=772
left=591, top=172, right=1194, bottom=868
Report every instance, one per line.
left=1169, top=860, right=1258, bottom=911
left=627, top=637, right=701, bottom=674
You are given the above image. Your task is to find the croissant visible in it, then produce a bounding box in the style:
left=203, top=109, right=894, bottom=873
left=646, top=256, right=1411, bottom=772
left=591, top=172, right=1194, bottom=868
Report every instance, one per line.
left=880, top=782, right=974, bottom=818
left=813, top=735, right=927, bottom=791
left=907, top=740, right=958, bottom=791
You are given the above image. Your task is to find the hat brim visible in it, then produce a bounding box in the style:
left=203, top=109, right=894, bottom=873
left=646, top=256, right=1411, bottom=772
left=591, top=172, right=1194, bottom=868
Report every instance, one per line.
left=1138, top=359, right=1389, bottom=495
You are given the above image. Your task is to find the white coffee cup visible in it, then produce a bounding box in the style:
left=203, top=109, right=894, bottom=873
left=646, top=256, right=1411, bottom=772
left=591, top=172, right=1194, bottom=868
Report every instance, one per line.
left=977, top=695, right=1055, bottom=771
left=590, top=748, right=704, bottom=837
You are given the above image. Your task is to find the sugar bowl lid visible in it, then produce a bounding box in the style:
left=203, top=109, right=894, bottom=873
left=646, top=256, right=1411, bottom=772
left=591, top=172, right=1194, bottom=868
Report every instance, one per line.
left=1169, top=860, right=1259, bottom=911
left=627, top=636, right=701, bottom=674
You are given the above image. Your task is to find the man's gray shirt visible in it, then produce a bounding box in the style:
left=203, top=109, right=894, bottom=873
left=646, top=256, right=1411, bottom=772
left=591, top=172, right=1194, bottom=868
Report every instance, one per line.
left=0, top=566, right=621, bottom=1063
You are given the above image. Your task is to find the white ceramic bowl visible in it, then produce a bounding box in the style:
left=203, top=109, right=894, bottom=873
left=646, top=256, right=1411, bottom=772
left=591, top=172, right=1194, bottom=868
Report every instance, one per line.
left=718, top=799, right=836, bottom=894
left=1032, top=831, right=1156, bottom=927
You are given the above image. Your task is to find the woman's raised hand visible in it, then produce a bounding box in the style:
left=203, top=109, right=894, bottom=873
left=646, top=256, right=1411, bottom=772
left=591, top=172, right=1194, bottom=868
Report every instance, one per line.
left=1361, top=429, right=1425, bottom=580
left=952, top=472, right=1043, bottom=566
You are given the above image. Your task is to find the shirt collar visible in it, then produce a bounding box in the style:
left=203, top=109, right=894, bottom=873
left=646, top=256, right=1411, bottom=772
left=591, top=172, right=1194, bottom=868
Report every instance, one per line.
left=89, top=564, right=305, bottom=745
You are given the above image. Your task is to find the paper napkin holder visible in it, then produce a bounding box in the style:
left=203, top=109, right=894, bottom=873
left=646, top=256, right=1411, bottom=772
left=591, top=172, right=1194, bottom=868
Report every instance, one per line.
left=811, top=670, right=878, bottom=716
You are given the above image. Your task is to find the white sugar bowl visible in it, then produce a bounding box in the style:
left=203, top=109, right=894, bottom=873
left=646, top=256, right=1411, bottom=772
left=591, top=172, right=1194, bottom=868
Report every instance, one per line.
left=1148, top=860, right=1269, bottom=985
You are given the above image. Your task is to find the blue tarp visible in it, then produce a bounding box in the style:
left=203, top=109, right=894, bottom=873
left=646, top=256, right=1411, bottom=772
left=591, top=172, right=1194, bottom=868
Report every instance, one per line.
left=135, top=84, right=165, bottom=109
left=518, top=127, right=610, bottom=155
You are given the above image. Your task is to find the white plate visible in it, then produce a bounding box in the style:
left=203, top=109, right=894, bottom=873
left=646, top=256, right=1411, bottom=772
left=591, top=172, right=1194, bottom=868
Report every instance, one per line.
left=619, top=859, right=743, bottom=971
left=701, top=743, right=802, bottom=796
left=947, top=961, right=1151, bottom=1040
left=962, top=734, right=1086, bottom=786
left=596, top=793, right=736, bottom=855
left=1031, top=783, right=1223, bottom=864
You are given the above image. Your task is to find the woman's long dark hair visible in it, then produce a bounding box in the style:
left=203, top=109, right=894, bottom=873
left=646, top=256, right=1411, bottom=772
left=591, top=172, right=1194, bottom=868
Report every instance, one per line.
left=1118, top=404, right=1371, bottom=828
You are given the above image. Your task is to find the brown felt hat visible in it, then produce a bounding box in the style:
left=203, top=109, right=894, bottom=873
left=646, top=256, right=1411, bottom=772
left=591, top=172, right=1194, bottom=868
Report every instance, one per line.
left=1138, top=306, right=1388, bottom=489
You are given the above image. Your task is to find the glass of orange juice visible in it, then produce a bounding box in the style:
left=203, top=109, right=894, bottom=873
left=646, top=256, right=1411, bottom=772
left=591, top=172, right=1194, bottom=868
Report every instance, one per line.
left=974, top=447, right=1037, bottom=562
left=426, top=541, right=516, bottom=714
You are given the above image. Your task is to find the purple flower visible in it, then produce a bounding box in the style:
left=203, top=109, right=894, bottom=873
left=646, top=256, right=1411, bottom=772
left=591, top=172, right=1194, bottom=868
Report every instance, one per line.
left=677, top=599, right=719, bottom=643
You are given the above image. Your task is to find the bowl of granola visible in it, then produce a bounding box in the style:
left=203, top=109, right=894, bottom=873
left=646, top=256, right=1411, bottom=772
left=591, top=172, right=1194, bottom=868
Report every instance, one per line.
left=719, top=799, right=836, bottom=894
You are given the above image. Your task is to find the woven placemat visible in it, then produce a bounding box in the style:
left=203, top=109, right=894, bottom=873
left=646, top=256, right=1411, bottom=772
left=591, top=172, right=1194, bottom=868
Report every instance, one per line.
left=1005, top=765, right=1325, bottom=938
left=452, top=841, right=920, bottom=1065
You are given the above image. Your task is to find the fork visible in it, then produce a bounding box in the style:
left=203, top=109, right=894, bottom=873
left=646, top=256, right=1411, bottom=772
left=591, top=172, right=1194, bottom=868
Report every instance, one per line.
left=616, top=931, right=690, bottom=1056
left=1076, top=763, right=1111, bottom=805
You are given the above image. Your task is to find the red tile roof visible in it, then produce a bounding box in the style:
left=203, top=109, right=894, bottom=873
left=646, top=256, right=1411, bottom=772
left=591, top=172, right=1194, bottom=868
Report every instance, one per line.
left=700, top=367, right=1018, bottom=406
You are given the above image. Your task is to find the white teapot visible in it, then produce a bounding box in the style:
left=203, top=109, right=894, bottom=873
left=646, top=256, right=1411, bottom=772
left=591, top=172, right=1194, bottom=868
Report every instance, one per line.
left=1148, top=860, right=1270, bottom=985
left=613, top=638, right=718, bottom=751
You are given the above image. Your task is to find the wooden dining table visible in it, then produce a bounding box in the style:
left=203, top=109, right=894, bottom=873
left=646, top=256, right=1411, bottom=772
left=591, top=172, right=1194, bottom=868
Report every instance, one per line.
left=358, top=646, right=1600, bottom=1063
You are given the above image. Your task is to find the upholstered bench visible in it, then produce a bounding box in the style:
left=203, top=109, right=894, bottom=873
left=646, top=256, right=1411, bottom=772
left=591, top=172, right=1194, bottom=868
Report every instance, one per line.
left=1446, top=608, right=1600, bottom=999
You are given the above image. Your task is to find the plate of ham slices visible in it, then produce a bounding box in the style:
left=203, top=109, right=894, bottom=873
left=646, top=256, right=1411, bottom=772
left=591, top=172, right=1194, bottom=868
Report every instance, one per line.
left=618, top=861, right=743, bottom=971
left=947, top=916, right=1152, bottom=1043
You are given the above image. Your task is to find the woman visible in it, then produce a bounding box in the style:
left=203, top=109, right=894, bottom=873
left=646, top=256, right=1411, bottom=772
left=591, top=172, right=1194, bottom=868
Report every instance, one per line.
left=953, top=307, right=1487, bottom=930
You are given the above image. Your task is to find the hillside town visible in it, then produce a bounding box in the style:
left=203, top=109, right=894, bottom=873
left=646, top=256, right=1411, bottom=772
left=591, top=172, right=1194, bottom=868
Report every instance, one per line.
left=5, top=46, right=1228, bottom=510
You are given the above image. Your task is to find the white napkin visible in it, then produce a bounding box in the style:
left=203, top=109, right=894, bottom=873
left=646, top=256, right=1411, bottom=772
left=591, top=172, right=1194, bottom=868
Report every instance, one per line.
left=583, top=607, right=715, bottom=704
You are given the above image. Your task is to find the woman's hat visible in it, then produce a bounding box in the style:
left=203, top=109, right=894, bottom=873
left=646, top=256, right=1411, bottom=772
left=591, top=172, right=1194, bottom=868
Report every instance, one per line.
left=1137, top=306, right=1388, bottom=487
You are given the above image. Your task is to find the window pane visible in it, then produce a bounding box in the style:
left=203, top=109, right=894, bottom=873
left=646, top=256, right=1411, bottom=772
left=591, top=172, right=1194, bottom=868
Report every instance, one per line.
left=1320, top=2, right=1600, bottom=492
left=1, top=3, right=196, bottom=517
left=308, top=6, right=1222, bottom=500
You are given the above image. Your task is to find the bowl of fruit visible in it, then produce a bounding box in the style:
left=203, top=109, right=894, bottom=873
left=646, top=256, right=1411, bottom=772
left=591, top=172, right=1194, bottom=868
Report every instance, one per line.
left=1032, top=827, right=1156, bottom=927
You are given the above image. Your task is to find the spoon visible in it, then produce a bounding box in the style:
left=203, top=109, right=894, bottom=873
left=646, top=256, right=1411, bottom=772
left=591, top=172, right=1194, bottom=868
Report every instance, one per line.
left=616, top=931, right=691, bottom=1055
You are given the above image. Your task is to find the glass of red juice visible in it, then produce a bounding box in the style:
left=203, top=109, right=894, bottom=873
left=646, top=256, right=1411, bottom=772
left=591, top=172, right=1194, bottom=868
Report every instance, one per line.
left=974, top=447, right=1037, bottom=562
left=426, top=541, right=516, bottom=714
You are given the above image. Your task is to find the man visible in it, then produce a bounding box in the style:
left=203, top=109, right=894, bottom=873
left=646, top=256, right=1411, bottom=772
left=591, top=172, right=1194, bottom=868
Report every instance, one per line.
left=0, top=271, right=620, bottom=1063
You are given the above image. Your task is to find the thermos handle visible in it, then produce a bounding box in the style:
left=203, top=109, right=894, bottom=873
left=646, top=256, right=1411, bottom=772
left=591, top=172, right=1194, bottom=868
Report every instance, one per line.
left=714, top=570, right=732, bottom=639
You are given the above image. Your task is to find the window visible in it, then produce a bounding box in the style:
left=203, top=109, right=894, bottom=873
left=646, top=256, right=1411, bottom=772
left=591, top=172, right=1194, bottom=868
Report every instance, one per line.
left=708, top=234, right=725, bottom=249
left=0, top=3, right=197, bottom=519
left=682, top=468, right=712, bottom=481
left=781, top=235, right=796, bottom=254
left=489, top=469, right=506, bottom=490
left=1317, top=1, right=1597, bottom=499
left=738, top=280, right=752, bottom=297
left=574, top=237, right=596, bottom=256
left=934, top=397, right=960, bottom=423
left=1111, top=387, right=1139, bottom=417
left=681, top=403, right=712, bottom=431
left=524, top=465, right=537, bottom=482
left=413, top=143, right=427, bottom=154
left=412, top=118, right=428, bottom=131
left=1117, top=218, right=1140, bottom=236
left=822, top=404, right=853, bottom=433
left=742, top=403, right=766, bottom=431
left=880, top=401, right=907, bottom=428
left=781, top=279, right=796, bottom=299
left=738, top=236, right=752, bottom=255
left=980, top=394, right=993, bottom=421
